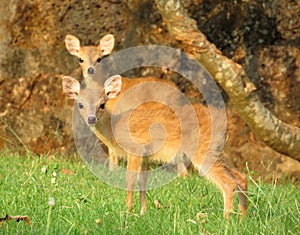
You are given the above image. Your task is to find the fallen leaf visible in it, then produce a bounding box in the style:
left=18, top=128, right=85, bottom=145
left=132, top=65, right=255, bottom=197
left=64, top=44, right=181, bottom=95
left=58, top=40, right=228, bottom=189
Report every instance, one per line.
left=95, top=218, right=102, bottom=226
left=61, top=168, right=75, bottom=175
left=154, top=200, right=163, bottom=209
left=196, top=212, right=207, bottom=224
left=0, top=214, right=31, bottom=226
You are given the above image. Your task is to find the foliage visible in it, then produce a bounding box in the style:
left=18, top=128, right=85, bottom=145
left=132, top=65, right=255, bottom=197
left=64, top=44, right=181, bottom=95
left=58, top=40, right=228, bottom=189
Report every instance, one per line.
left=0, top=151, right=299, bottom=234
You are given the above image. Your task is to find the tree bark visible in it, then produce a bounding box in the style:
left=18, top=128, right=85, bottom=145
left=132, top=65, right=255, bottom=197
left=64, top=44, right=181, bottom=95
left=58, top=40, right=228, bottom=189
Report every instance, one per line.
left=155, top=0, right=300, bottom=160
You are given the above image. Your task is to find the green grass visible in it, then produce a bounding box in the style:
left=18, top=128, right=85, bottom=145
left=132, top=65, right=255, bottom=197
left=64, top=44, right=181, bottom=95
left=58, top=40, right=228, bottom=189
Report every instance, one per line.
left=0, top=151, right=299, bottom=235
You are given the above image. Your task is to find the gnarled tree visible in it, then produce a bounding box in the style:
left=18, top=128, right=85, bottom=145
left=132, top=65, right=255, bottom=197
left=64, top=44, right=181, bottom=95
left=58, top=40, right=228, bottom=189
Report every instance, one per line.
left=155, top=0, right=300, bottom=160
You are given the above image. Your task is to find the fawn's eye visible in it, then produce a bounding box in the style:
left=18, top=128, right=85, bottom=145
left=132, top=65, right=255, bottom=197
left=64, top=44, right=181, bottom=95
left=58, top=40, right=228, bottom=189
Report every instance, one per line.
left=79, top=58, right=84, bottom=63
left=78, top=103, right=84, bottom=109
left=99, top=103, right=105, bottom=109
left=97, top=55, right=109, bottom=63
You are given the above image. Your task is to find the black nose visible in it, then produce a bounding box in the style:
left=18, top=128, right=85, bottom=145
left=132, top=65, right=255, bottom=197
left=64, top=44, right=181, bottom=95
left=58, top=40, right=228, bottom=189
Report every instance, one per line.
left=87, top=116, right=96, bottom=125
left=87, top=67, right=94, bottom=74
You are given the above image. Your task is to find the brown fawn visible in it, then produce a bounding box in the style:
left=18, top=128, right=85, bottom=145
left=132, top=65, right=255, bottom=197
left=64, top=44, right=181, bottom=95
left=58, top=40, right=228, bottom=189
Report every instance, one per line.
left=65, top=34, right=115, bottom=78
left=62, top=75, right=248, bottom=218
left=65, top=33, right=118, bottom=169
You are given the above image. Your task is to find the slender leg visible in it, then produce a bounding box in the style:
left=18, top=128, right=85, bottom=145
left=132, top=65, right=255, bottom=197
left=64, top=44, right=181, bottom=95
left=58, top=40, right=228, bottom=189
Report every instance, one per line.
left=126, top=156, right=141, bottom=212
left=228, top=168, right=248, bottom=216
left=138, top=160, right=148, bottom=215
left=177, top=162, right=189, bottom=178
left=126, top=170, right=137, bottom=212
left=176, top=152, right=189, bottom=178
left=108, top=148, right=119, bottom=171
left=194, top=161, right=237, bottom=218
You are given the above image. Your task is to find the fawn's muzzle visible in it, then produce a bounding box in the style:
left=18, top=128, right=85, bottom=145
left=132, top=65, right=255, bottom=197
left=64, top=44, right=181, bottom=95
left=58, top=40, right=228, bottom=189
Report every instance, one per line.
left=87, top=67, right=95, bottom=74
left=87, top=116, right=97, bottom=125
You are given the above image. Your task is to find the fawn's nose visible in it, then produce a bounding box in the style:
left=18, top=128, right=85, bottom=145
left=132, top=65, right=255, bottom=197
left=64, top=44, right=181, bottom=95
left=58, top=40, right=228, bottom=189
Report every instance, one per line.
left=87, top=67, right=95, bottom=74
left=87, top=116, right=97, bottom=125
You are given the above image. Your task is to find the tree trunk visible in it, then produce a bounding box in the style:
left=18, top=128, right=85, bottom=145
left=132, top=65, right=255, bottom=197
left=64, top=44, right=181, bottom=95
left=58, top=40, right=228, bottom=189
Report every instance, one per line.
left=155, top=0, right=300, bottom=160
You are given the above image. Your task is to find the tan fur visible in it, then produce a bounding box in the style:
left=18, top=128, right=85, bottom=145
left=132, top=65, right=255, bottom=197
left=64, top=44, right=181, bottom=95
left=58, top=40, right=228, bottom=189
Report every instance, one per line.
left=96, top=77, right=188, bottom=176
left=63, top=75, right=189, bottom=175
left=62, top=74, right=248, bottom=219
left=65, top=34, right=115, bottom=78
left=85, top=79, right=247, bottom=218
left=64, top=35, right=188, bottom=175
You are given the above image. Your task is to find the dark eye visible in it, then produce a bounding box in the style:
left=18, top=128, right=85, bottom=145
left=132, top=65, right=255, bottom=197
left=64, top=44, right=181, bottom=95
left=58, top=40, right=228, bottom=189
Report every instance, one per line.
left=97, top=55, right=109, bottom=63
left=99, top=103, right=105, bottom=109
left=78, top=103, right=84, bottom=109
left=79, top=58, right=84, bottom=63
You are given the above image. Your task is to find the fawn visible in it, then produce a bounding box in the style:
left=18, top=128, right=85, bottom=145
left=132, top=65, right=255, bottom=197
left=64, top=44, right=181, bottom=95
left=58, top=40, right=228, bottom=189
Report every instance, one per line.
left=62, top=75, right=248, bottom=218
left=65, top=34, right=115, bottom=78
left=63, top=73, right=189, bottom=175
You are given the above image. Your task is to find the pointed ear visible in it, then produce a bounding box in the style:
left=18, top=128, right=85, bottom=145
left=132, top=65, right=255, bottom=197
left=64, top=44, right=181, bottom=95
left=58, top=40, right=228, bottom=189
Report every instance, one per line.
left=62, top=76, right=81, bottom=99
left=65, top=35, right=81, bottom=57
left=98, top=34, right=115, bottom=56
left=104, top=75, right=122, bottom=99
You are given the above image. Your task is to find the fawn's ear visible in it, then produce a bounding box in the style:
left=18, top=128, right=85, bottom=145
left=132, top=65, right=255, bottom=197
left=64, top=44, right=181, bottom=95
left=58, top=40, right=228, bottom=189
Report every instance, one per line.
left=65, top=35, right=81, bottom=57
left=98, top=34, right=115, bottom=56
left=62, top=76, right=80, bottom=100
left=104, top=75, right=122, bottom=99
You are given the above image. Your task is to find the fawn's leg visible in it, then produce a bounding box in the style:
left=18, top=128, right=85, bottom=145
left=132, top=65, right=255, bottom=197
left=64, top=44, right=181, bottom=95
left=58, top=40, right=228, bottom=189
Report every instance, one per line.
left=228, top=167, right=248, bottom=216
left=138, top=160, right=148, bottom=215
left=177, top=162, right=189, bottom=178
left=176, top=152, right=189, bottom=178
left=108, top=148, right=119, bottom=171
left=126, top=155, right=141, bottom=212
left=194, top=161, right=237, bottom=218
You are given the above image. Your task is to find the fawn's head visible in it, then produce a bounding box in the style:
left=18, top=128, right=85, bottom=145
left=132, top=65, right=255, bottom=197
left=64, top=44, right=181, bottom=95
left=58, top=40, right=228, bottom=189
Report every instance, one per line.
left=62, top=75, right=122, bottom=125
left=65, top=34, right=115, bottom=78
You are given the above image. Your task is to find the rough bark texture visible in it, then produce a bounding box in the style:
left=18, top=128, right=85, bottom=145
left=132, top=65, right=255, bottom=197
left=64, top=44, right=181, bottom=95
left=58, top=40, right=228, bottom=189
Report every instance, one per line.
left=156, top=0, right=300, bottom=160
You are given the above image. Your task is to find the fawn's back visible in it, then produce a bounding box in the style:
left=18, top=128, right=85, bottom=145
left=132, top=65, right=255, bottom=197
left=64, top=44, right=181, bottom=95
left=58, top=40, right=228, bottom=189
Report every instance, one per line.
left=97, top=99, right=221, bottom=167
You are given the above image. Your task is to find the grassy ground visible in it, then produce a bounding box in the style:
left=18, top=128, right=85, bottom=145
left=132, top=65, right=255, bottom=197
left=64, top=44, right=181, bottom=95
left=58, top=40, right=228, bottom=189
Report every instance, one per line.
left=0, top=151, right=299, bottom=235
